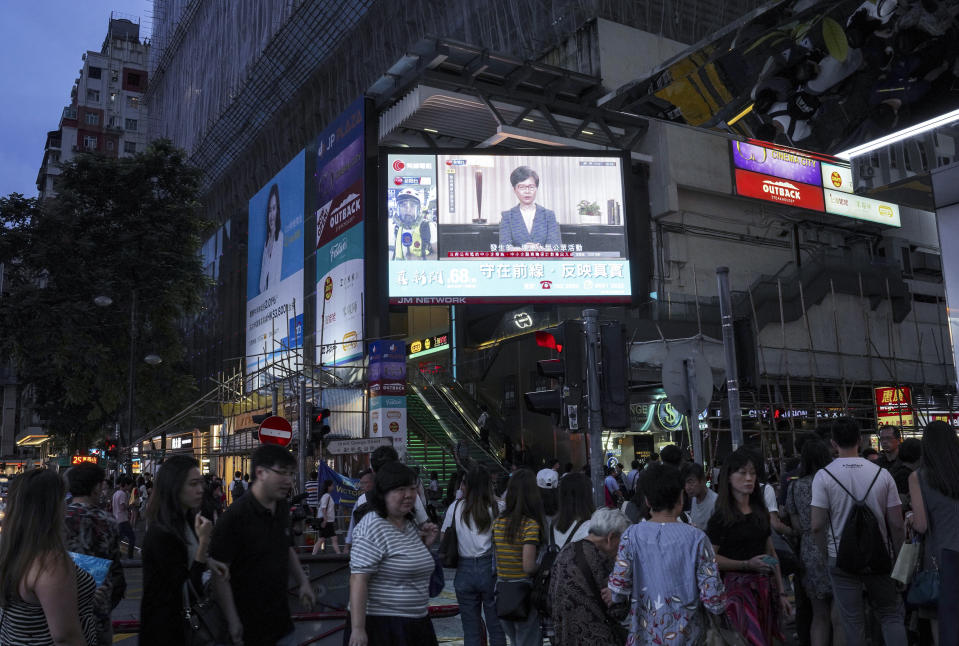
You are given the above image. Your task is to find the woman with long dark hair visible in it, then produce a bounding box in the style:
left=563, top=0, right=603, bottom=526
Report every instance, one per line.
left=140, top=456, right=227, bottom=645
left=907, top=421, right=959, bottom=645
left=347, top=462, right=440, bottom=646
left=707, top=447, right=790, bottom=645
left=785, top=440, right=834, bottom=646
left=440, top=465, right=506, bottom=646
left=258, top=183, right=283, bottom=293
left=551, top=472, right=594, bottom=545
left=0, top=469, right=96, bottom=646
left=493, top=468, right=545, bottom=646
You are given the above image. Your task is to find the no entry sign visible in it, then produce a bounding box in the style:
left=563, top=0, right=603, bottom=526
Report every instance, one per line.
left=258, top=415, right=293, bottom=447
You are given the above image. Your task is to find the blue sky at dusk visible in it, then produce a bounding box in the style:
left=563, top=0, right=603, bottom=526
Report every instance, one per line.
left=0, top=1, right=153, bottom=198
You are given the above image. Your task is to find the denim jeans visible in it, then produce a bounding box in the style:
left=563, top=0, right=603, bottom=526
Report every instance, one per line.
left=828, top=558, right=906, bottom=646
left=455, top=554, right=507, bottom=646
left=499, top=604, right=540, bottom=646
left=117, top=521, right=136, bottom=558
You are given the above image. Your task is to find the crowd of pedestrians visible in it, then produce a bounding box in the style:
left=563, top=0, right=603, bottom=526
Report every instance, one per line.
left=1, top=415, right=958, bottom=646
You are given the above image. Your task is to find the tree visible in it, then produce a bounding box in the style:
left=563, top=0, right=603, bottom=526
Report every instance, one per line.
left=0, top=141, right=210, bottom=451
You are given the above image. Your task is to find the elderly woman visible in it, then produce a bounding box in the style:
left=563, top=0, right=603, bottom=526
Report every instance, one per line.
left=547, top=508, right=631, bottom=645
left=347, top=461, right=440, bottom=646
left=609, top=463, right=727, bottom=645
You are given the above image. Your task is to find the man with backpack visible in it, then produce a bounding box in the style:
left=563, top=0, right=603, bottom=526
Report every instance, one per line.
left=811, top=417, right=907, bottom=646
left=230, top=470, right=245, bottom=504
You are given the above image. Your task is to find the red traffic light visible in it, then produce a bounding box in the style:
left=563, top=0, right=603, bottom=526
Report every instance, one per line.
left=535, top=330, right=563, bottom=352
left=313, top=408, right=331, bottom=424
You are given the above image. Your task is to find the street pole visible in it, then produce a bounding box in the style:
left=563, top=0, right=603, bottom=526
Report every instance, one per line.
left=271, top=384, right=279, bottom=416
left=298, top=379, right=307, bottom=490
left=716, top=267, right=744, bottom=449
left=583, top=309, right=605, bottom=509
left=686, top=358, right=704, bottom=463
left=126, top=289, right=137, bottom=473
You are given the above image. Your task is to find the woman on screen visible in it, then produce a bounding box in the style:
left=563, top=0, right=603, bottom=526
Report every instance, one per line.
left=499, top=166, right=561, bottom=251
left=259, top=184, right=283, bottom=293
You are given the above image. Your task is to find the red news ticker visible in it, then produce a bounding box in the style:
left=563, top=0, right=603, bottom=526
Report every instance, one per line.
left=446, top=251, right=575, bottom=258
left=735, top=168, right=825, bottom=212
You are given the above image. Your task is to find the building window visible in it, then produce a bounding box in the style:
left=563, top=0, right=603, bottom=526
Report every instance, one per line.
left=126, top=72, right=141, bottom=87
left=126, top=95, right=140, bottom=109
left=124, top=141, right=136, bottom=154
left=85, top=112, right=99, bottom=126
left=86, top=89, right=100, bottom=102
left=88, top=66, right=102, bottom=79
left=106, top=140, right=114, bottom=151
left=111, top=70, right=119, bottom=83
left=84, top=136, right=98, bottom=150
left=125, top=118, right=138, bottom=131
left=503, top=375, right=517, bottom=410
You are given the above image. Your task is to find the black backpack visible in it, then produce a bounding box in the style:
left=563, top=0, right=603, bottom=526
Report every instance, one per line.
left=530, top=520, right=584, bottom=618
left=824, top=466, right=892, bottom=575
left=230, top=479, right=245, bottom=502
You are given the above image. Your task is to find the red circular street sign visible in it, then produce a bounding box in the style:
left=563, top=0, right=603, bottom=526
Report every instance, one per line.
left=258, top=415, right=293, bottom=447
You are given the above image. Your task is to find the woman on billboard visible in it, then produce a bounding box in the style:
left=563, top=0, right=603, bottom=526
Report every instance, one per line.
left=499, top=166, right=561, bottom=251
left=258, top=184, right=284, bottom=293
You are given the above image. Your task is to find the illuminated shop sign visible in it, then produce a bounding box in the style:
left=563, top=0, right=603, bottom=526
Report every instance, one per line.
left=71, top=456, right=98, bottom=465
left=824, top=190, right=901, bottom=227
left=734, top=169, right=825, bottom=211
left=732, top=140, right=821, bottom=185
left=821, top=162, right=854, bottom=194
left=407, top=333, right=450, bottom=357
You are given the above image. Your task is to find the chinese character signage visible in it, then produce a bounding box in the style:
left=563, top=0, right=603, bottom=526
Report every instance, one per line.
left=824, top=189, right=901, bottom=227
left=315, top=98, right=365, bottom=367
left=407, top=333, right=450, bottom=357
left=875, top=386, right=913, bottom=427
left=385, top=151, right=632, bottom=303
left=246, top=150, right=306, bottom=391
left=368, top=340, right=407, bottom=460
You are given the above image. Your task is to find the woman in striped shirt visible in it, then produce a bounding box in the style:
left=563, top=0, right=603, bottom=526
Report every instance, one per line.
left=492, top=469, right=545, bottom=646
left=0, top=469, right=97, bottom=646
left=347, top=462, right=440, bottom=646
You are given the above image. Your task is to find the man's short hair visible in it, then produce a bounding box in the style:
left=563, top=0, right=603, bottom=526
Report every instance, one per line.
left=370, top=445, right=399, bottom=472
left=251, top=444, right=295, bottom=477
left=830, top=417, right=861, bottom=448
left=234, top=470, right=242, bottom=478
left=879, top=425, right=902, bottom=440
left=682, top=462, right=706, bottom=482
left=118, top=474, right=134, bottom=487
left=66, top=463, right=106, bottom=497
left=638, top=463, right=684, bottom=512
left=659, top=444, right=684, bottom=467
left=899, top=438, right=921, bottom=463
left=631, top=459, right=640, bottom=470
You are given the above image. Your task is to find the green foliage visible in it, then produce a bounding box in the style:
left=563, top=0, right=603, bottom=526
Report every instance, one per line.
left=0, top=141, right=211, bottom=450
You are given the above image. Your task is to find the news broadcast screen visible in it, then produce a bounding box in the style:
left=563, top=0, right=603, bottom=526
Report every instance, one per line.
left=385, top=151, right=631, bottom=304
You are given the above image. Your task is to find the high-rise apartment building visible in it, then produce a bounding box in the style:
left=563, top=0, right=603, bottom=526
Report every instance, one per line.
left=36, top=16, right=149, bottom=199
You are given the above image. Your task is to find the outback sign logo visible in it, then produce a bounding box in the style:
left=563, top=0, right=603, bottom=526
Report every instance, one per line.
left=762, top=178, right=801, bottom=200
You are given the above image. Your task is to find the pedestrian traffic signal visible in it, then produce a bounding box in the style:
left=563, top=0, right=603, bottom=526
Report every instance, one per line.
left=599, top=323, right=630, bottom=428
left=524, top=321, right=584, bottom=430
left=310, top=407, right=332, bottom=446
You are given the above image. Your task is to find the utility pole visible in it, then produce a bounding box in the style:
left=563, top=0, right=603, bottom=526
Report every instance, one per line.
left=125, top=289, right=137, bottom=472
left=583, top=309, right=605, bottom=509
left=717, top=267, right=744, bottom=449
left=298, top=379, right=307, bottom=489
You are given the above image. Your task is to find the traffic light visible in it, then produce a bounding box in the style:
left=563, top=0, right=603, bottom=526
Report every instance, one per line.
left=251, top=412, right=271, bottom=440
left=599, top=322, right=630, bottom=428
left=310, top=407, right=332, bottom=446
left=104, top=438, right=118, bottom=459
left=524, top=321, right=584, bottom=429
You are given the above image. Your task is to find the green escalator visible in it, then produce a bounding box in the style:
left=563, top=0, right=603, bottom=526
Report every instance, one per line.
left=406, top=392, right=459, bottom=489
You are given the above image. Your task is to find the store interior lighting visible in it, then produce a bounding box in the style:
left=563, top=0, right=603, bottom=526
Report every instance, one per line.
left=836, top=108, right=959, bottom=160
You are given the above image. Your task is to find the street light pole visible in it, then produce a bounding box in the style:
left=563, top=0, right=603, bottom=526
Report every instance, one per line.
left=125, top=289, right=137, bottom=470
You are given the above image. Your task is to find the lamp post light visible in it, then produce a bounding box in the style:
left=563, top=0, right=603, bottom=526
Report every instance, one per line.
left=94, top=291, right=162, bottom=474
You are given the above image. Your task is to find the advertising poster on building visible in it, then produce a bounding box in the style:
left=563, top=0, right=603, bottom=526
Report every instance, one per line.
left=875, top=386, right=914, bottom=428
left=315, top=98, right=365, bottom=367
left=246, top=151, right=306, bottom=391
left=731, top=140, right=821, bottom=185
left=368, top=340, right=407, bottom=460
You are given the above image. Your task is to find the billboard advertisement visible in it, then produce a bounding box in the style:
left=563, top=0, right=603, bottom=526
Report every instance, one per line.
left=368, top=340, right=407, bottom=460
left=246, top=150, right=305, bottom=391
left=385, top=151, right=631, bottom=304
left=732, top=140, right=821, bottom=185
left=315, top=98, right=365, bottom=367
left=821, top=162, right=854, bottom=194
left=734, top=169, right=825, bottom=211
left=824, top=190, right=901, bottom=227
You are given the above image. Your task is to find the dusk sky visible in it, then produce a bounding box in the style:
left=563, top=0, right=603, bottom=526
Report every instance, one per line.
left=0, top=1, right=153, bottom=198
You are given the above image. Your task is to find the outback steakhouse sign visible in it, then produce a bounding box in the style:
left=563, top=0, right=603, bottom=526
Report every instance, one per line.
left=734, top=169, right=825, bottom=211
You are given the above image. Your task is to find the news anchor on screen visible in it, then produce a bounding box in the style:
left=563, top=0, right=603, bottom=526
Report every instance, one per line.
left=499, top=166, right=561, bottom=250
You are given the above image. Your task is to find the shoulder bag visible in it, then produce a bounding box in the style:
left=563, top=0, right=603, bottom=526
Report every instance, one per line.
left=182, top=579, right=229, bottom=646
left=439, top=500, right=460, bottom=568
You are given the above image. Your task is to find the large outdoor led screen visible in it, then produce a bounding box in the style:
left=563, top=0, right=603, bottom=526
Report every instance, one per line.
left=385, top=152, right=632, bottom=303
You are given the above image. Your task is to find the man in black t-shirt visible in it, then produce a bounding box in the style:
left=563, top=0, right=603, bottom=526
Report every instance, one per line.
left=211, top=445, right=315, bottom=645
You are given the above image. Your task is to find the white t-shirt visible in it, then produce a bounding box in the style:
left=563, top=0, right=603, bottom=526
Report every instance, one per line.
left=549, top=519, right=592, bottom=546
left=689, top=489, right=718, bottom=529
left=345, top=491, right=430, bottom=544
left=810, top=457, right=901, bottom=558
left=762, top=483, right=779, bottom=514
left=440, top=499, right=505, bottom=557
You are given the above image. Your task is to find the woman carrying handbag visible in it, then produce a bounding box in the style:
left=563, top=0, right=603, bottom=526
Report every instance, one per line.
left=906, top=421, right=959, bottom=646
